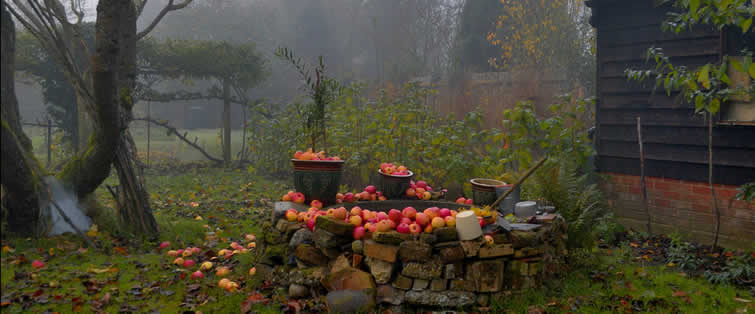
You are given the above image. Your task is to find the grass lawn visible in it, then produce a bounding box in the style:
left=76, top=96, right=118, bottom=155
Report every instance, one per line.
left=2, top=167, right=753, bottom=313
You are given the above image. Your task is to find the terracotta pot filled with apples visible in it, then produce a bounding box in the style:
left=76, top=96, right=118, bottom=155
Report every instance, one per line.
left=291, top=149, right=344, bottom=205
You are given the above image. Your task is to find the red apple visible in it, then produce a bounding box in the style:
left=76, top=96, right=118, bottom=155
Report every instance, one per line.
left=32, top=260, right=45, bottom=269
left=191, top=270, right=204, bottom=280
left=353, top=226, right=366, bottom=240
left=176, top=249, right=185, bottom=256
left=364, top=185, right=377, bottom=194
left=400, top=217, right=412, bottom=225
left=344, top=192, right=355, bottom=202
left=431, top=217, right=445, bottom=228
left=424, top=224, right=433, bottom=233
left=425, top=207, right=440, bottom=220
left=334, top=207, right=348, bottom=220
left=376, top=220, right=393, bottom=232
left=292, top=192, right=306, bottom=204
left=310, top=200, right=323, bottom=209
left=388, top=209, right=402, bottom=223
left=167, top=250, right=178, bottom=257
left=307, top=218, right=316, bottom=231
left=402, top=207, right=417, bottom=219
left=183, top=259, right=195, bottom=268
left=192, top=247, right=201, bottom=254
left=376, top=212, right=388, bottom=221
left=479, top=217, right=485, bottom=227
left=159, top=241, right=170, bottom=249
left=456, top=197, right=466, bottom=204
left=216, top=267, right=231, bottom=277
left=416, top=181, right=428, bottom=189
left=439, top=208, right=451, bottom=218
left=425, top=186, right=433, bottom=191
left=409, top=223, right=421, bottom=234
left=415, top=213, right=430, bottom=226
left=364, top=223, right=375, bottom=233
left=465, top=198, right=474, bottom=205
left=396, top=223, right=410, bottom=234
left=406, top=188, right=416, bottom=197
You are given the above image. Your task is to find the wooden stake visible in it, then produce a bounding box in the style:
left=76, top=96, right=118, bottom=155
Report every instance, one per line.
left=489, top=157, right=548, bottom=210
left=637, top=117, right=651, bottom=235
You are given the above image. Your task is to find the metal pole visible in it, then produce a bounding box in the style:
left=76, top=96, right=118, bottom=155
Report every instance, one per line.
left=146, top=101, right=151, bottom=166
left=47, top=118, right=52, bottom=168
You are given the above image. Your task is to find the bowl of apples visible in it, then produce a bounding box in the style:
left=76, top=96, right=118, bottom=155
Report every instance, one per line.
left=291, top=149, right=344, bottom=205
left=378, top=163, right=413, bottom=199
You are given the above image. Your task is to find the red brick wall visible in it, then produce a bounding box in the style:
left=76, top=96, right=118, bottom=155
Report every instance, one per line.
left=600, top=173, right=754, bottom=248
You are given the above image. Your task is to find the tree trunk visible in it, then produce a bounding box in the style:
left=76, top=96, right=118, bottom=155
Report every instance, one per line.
left=222, top=78, right=231, bottom=165
left=1, top=3, right=42, bottom=235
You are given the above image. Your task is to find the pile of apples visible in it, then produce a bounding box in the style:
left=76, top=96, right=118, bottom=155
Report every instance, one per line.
left=160, top=234, right=258, bottom=292
left=336, top=185, right=386, bottom=203
left=455, top=197, right=474, bottom=205
left=406, top=180, right=435, bottom=200
left=281, top=190, right=306, bottom=203
left=286, top=205, right=469, bottom=239
left=293, top=149, right=341, bottom=161
left=379, top=162, right=410, bottom=176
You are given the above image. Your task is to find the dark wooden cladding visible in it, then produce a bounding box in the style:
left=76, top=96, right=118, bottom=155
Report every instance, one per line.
left=590, top=0, right=754, bottom=186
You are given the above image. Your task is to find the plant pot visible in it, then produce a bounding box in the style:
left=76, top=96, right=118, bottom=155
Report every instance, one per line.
left=470, top=178, right=506, bottom=206
left=378, top=169, right=414, bottom=199
left=292, top=159, right=344, bottom=205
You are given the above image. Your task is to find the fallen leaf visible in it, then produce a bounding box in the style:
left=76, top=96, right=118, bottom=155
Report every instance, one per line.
left=672, top=290, right=687, bottom=297
left=113, top=247, right=128, bottom=256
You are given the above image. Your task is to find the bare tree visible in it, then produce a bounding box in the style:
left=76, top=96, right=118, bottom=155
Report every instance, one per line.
left=4, top=0, right=191, bottom=235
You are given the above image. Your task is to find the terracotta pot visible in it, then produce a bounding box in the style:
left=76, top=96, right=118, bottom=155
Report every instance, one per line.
left=292, top=159, right=344, bottom=205
left=470, top=178, right=506, bottom=206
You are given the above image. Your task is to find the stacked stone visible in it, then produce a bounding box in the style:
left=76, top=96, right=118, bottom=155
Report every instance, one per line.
left=264, top=202, right=568, bottom=311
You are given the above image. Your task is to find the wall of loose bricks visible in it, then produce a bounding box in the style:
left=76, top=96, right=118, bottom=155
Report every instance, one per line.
left=600, top=173, right=754, bottom=248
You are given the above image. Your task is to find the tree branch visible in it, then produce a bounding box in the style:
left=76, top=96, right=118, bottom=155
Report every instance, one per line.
left=136, top=0, right=192, bottom=40
left=132, top=117, right=223, bottom=164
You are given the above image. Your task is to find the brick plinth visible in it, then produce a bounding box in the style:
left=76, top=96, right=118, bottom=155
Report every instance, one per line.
left=600, top=173, right=754, bottom=248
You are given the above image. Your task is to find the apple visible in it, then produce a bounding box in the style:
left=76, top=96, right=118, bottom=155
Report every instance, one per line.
left=293, top=151, right=304, bottom=159
left=363, top=223, right=374, bottom=232
left=388, top=209, right=402, bottom=223
left=424, top=224, right=433, bottom=233
left=353, top=226, right=366, bottom=240
left=200, top=261, right=213, bottom=271
left=425, top=207, right=440, bottom=220
left=247, top=242, right=256, bottom=249
left=439, top=208, right=451, bottom=218
left=176, top=249, right=185, bottom=256
left=310, top=200, right=323, bottom=209
left=376, top=220, right=393, bottom=232
left=479, top=217, right=485, bottom=227
left=218, top=249, right=231, bottom=256
left=182, top=249, right=193, bottom=257
left=231, top=242, right=243, bottom=250
left=451, top=210, right=458, bottom=217
left=344, top=192, right=355, bottom=202
left=183, top=259, right=196, bottom=268
left=218, top=278, right=230, bottom=289
left=225, top=281, right=239, bottom=292
left=281, top=194, right=292, bottom=201
left=465, top=198, right=474, bottom=205
left=425, top=186, right=433, bottom=191
left=349, top=215, right=363, bottom=227
left=397, top=165, right=407, bottom=172
left=192, top=247, right=201, bottom=254
left=484, top=235, right=494, bottom=247
left=422, top=191, right=431, bottom=200
left=360, top=191, right=371, bottom=200
left=173, top=257, right=185, bottom=265
left=334, top=207, right=348, bottom=220
left=376, top=212, right=388, bottom=221
left=159, top=241, right=170, bottom=249
left=400, top=217, right=412, bottom=225
left=285, top=209, right=298, bottom=222
left=191, top=270, right=204, bottom=280
left=409, top=223, right=422, bottom=234
left=350, top=206, right=362, bottom=217
left=336, top=193, right=344, bottom=200
left=292, top=192, right=306, bottom=204
left=249, top=267, right=256, bottom=275
left=364, top=185, right=377, bottom=194
left=415, top=213, right=430, bottom=226
left=167, top=250, right=178, bottom=257
left=378, top=196, right=387, bottom=201
left=216, top=267, right=231, bottom=277
left=307, top=218, right=316, bottom=231
left=406, top=188, right=416, bottom=198
left=444, top=216, right=456, bottom=227
left=326, top=208, right=336, bottom=217
left=370, top=193, right=377, bottom=201
left=402, top=207, right=417, bottom=219
left=415, top=187, right=426, bottom=195
left=416, top=180, right=428, bottom=189
left=396, top=223, right=410, bottom=234
left=456, top=197, right=466, bottom=204
left=431, top=217, right=446, bottom=228
left=32, top=260, right=45, bottom=269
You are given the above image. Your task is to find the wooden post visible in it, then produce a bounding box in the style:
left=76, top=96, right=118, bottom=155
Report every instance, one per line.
left=46, top=118, right=52, bottom=168
left=637, top=117, right=651, bottom=235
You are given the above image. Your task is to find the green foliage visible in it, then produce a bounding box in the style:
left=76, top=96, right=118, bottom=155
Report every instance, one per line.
left=703, top=251, right=755, bottom=286
left=661, top=0, right=754, bottom=33
left=735, top=182, right=755, bottom=204
left=594, top=214, right=626, bottom=245
left=667, top=235, right=703, bottom=271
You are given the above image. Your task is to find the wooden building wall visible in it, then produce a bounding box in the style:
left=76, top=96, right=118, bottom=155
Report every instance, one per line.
left=589, top=0, right=755, bottom=186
